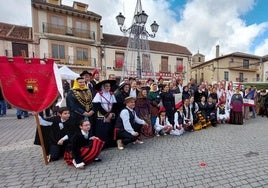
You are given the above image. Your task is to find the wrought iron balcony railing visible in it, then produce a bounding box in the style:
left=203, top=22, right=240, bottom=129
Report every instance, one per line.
left=42, top=22, right=95, bottom=40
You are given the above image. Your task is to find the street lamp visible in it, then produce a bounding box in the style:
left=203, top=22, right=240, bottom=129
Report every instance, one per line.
left=116, top=0, right=159, bottom=79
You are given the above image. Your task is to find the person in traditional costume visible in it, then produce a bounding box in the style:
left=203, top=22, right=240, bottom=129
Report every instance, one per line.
left=258, top=89, right=268, bottom=117
left=160, top=84, right=175, bottom=125
left=129, top=80, right=139, bottom=99
left=172, top=101, right=185, bottom=135
left=206, top=96, right=217, bottom=127
left=147, top=83, right=161, bottom=127
left=80, top=70, right=94, bottom=96
left=189, top=96, right=199, bottom=124
left=217, top=100, right=230, bottom=124
left=64, top=120, right=104, bottom=169
left=229, top=87, right=244, bottom=125
left=66, top=77, right=94, bottom=126
left=154, top=107, right=173, bottom=136
left=197, top=95, right=208, bottom=121
left=182, top=86, right=191, bottom=101
left=92, top=80, right=117, bottom=148
left=182, top=98, right=194, bottom=131
left=157, top=76, right=164, bottom=92
left=115, top=97, right=148, bottom=150
left=194, top=85, right=207, bottom=103
left=34, top=107, right=78, bottom=162
left=135, top=88, right=154, bottom=139
left=114, top=83, right=130, bottom=114
left=90, top=69, right=100, bottom=97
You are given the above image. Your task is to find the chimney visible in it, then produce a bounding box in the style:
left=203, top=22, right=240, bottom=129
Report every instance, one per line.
left=216, top=45, right=220, bottom=58
left=73, top=2, right=88, bottom=12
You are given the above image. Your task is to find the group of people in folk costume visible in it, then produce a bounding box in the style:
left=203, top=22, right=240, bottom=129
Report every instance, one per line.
left=35, top=69, right=268, bottom=169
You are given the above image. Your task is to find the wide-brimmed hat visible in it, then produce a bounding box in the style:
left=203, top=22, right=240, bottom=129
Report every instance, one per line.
left=124, top=96, right=136, bottom=104
left=80, top=70, right=92, bottom=77
left=94, top=80, right=117, bottom=91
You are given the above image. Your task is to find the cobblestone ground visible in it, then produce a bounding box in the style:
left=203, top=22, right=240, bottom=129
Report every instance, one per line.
left=0, top=109, right=268, bottom=188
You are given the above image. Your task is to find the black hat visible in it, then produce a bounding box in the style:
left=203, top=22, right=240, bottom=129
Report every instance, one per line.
left=94, top=80, right=117, bottom=91
left=80, top=70, right=92, bottom=77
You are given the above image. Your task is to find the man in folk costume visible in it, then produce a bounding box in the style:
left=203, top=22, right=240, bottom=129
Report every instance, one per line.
left=66, top=77, right=94, bottom=126
left=92, top=80, right=117, bottom=148
left=115, top=97, right=148, bottom=150
left=90, top=69, right=100, bottom=97
left=80, top=70, right=94, bottom=96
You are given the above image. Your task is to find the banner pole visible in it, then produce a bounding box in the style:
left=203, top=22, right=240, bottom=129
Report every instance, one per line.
left=34, top=114, right=49, bottom=165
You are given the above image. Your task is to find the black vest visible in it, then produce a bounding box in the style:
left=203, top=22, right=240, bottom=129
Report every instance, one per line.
left=115, top=108, right=135, bottom=129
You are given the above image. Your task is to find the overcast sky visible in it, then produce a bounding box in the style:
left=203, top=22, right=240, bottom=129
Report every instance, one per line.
left=0, top=0, right=267, bottom=60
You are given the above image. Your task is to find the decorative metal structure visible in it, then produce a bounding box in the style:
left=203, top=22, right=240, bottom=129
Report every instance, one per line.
left=116, top=0, right=159, bottom=82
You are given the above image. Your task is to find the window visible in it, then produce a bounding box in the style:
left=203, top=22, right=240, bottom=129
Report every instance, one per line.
left=176, top=58, right=183, bottom=72
left=243, top=59, right=249, bottom=69
left=75, top=21, right=87, bottom=33
left=77, top=48, right=88, bottom=61
left=51, top=16, right=64, bottom=30
left=142, top=54, right=150, bottom=72
left=256, top=74, right=260, bottom=81
left=12, top=43, right=28, bottom=57
left=52, top=44, right=65, bottom=59
left=115, top=52, right=124, bottom=69
left=239, top=73, right=243, bottom=82
left=160, top=56, right=168, bottom=72
left=224, top=71, right=229, bottom=81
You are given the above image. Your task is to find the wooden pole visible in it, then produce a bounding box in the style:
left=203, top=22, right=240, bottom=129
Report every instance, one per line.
left=34, top=114, right=48, bottom=165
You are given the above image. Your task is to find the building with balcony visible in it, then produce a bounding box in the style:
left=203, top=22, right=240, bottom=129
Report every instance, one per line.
left=31, top=0, right=102, bottom=74
left=101, top=33, right=192, bottom=83
left=191, top=45, right=262, bottom=84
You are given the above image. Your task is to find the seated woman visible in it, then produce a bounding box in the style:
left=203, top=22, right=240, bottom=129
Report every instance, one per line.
left=64, top=120, right=104, bottom=169
left=154, top=107, right=173, bottom=136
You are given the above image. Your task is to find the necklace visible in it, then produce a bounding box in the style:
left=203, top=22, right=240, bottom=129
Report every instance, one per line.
left=73, top=89, right=93, bottom=112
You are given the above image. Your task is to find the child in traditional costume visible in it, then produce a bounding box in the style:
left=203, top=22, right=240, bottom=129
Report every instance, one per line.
left=64, top=120, right=104, bottom=169
left=154, top=107, right=173, bottom=136
left=34, top=107, right=78, bottom=162
left=172, top=101, right=185, bottom=135
left=217, top=101, right=230, bottom=124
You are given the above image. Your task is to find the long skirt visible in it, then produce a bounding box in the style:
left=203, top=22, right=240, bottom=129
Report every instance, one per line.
left=229, top=110, right=243, bottom=125
left=64, top=138, right=104, bottom=166
left=93, top=117, right=116, bottom=148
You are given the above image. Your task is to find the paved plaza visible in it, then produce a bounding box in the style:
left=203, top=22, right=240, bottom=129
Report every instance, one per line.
left=0, top=108, right=268, bottom=188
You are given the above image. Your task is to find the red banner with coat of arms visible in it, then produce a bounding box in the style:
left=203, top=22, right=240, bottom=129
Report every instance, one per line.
left=0, top=56, right=58, bottom=112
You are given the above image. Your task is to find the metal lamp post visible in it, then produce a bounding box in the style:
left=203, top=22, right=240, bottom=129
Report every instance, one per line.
left=116, top=0, right=159, bottom=80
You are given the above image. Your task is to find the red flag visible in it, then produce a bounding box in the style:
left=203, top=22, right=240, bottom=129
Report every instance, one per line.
left=0, top=56, right=58, bottom=112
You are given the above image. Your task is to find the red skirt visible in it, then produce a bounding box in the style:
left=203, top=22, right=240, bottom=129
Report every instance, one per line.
left=64, top=138, right=105, bottom=166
